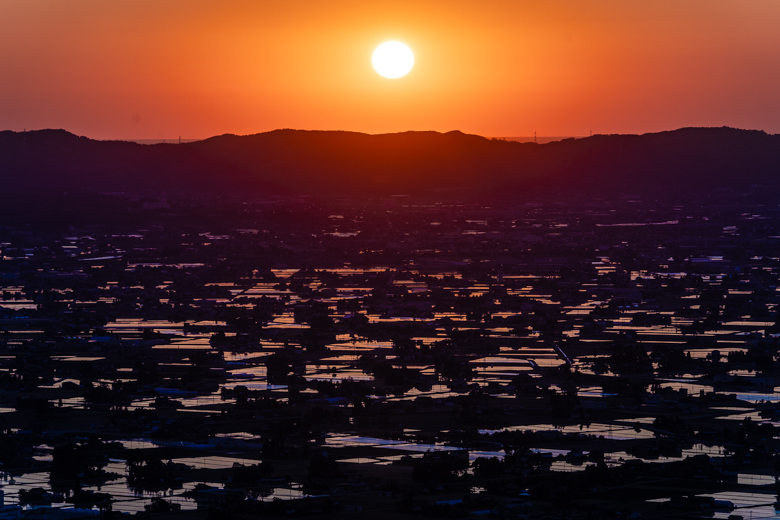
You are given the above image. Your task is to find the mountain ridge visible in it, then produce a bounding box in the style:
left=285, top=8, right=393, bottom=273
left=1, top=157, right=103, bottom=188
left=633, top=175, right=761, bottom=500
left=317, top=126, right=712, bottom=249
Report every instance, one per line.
left=1, top=127, right=778, bottom=198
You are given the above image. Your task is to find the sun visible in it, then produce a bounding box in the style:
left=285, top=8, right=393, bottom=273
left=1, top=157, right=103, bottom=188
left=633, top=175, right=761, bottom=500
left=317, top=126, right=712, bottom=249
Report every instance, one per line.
left=372, top=42, right=414, bottom=79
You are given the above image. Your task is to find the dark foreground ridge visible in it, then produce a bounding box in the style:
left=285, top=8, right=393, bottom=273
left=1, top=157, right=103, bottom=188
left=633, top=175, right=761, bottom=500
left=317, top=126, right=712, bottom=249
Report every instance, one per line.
left=1, top=127, right=778, bottom=197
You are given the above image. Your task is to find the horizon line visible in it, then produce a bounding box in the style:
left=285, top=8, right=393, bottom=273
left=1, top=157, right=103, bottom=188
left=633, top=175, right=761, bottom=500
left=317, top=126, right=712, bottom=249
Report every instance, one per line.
left=5, top=126, right=775, bottom=144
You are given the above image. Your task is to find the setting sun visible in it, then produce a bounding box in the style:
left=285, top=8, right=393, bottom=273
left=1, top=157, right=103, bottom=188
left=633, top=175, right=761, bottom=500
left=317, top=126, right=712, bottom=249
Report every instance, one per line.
left=2, top=1, right=780, bottom=138
left=372, top=41, right=414, bottom=79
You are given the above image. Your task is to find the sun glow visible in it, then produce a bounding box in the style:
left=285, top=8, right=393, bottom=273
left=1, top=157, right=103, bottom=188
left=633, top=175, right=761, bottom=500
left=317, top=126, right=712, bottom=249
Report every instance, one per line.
left=372, top=42, right=414, bottom=79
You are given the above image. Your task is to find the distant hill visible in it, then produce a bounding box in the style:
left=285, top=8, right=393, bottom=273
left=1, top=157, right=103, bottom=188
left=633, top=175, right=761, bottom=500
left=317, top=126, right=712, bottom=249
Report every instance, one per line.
left=0, top=127, right=778, bottom=198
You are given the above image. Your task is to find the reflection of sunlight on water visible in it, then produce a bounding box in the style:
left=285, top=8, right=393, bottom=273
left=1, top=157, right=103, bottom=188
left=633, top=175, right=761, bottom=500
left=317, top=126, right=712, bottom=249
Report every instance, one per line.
left=0, top=302, right=37, bottom=309
left=253, top=483, right=311, bottom=501
left=686, top=347, right=748, bottom=359
left=337, top=457, right=383, bottom=464
left=324, top=434, right=507, bottom=462
left=305, top=368, right=373, bottom=382
left=11, top=255, right=780, bottom=518
left=650, top=491, right=778, bottom=517
left=473, top=356, right=532, bottom=366
left=609, top=444, right=725, bottom=467
left=730, top=392, right=780, bottom=403
left=738, top=473, right=776, bottom=486
left=0, top=471, right=54, bottom=505
left=172, top=455, right=262, bottom=470
left=327, top=340, right=394, bottom=351
left=657, top=380, right=713, bottom=394
left=0, top=466, right=203, bottom=513
left=221, top=381, right=285, bottom=391
left=126, top=391, right=228, bottom=412
left=479, top=423, right=655, bottom=441
left=550, top=461, right=591, bottom=472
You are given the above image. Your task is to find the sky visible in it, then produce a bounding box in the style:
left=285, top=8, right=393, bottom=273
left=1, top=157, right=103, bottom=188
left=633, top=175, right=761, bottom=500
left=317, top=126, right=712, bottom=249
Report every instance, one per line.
left=2, top=0, right=779, bottom=140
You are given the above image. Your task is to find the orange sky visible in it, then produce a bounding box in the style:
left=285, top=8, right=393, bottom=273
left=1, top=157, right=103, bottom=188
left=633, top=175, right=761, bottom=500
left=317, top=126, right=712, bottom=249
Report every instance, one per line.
left=2, top=0, right=779, bottom=139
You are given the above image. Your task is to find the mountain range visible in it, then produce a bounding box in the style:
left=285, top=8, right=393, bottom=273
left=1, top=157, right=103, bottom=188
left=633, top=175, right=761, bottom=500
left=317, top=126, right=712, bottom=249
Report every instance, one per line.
left=0, top=127, right=778, bottom=198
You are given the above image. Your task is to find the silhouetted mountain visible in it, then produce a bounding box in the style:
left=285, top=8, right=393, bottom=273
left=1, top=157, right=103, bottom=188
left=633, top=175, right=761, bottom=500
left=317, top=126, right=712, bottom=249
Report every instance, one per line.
left=0, top=127, right=778, bottom=197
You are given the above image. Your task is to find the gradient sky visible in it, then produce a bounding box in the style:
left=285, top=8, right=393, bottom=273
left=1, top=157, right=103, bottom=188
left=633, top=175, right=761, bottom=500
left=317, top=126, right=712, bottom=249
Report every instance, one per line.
left=2, top=0, right=779, bottom=139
